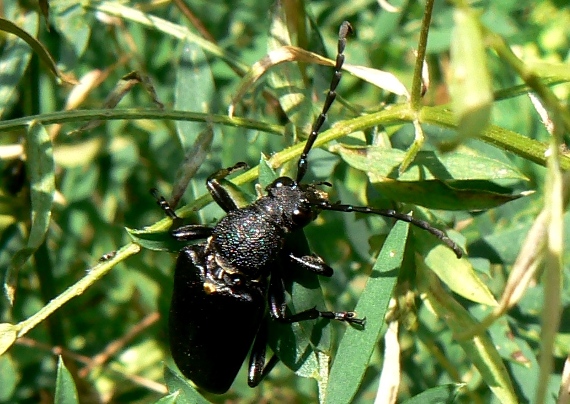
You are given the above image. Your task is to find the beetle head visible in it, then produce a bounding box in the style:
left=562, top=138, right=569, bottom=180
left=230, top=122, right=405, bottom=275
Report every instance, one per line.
left=264, top=176, right=329, bottom=231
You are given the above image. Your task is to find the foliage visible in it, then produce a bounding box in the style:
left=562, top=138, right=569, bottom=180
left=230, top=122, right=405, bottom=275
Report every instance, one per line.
left=0, top=0, right=569, bottom=403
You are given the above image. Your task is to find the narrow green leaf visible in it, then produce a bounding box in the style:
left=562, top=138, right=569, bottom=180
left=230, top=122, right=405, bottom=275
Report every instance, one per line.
left=343, top=64, right=409, bottom=97
left=449, top=7, right=493, bottom=141
left=505, top=335, right=542, bottom=402
left=0, top=16, right=74, bottom=84
left=21, top=122, right=55, bottom=243
left=377, top=179, right=523, bottom=211
left=54, top=357, right=79, bottom=404
left=258, top=154, right=277, bottom=189
left=0, top=13, right=37, bottom=118
left=0, top=323, right=18, bottom=356
left=126, top=227, right=185, bottom=253
left=164, top=365, right=210, bottom=404
left=6, top=122, right=55, bottom=303
left=416, top=231, right=497, bottom=306
left=267, top=10, right=312, bottom=129
left=152, top=392, right=179, bottom=404
left=325, top=221, right=410, bottom=404
left=51, top=1, right=91, bottom=57
left=70, top=71, right=163, bottom=135
left=335, top=146, right=527, bottom=210
left=171, top=126, right=213, bottom=208
left=175, top=39, right=215, bottom=150
left=336, top=146, right=526, bottom=182
left=471, top=306, right=531, bottom=365
left=402, top=384, right=462, bottom=404
left=420, top=270, right=517, bottom=403
left=268, top=232, right=333, bottom=379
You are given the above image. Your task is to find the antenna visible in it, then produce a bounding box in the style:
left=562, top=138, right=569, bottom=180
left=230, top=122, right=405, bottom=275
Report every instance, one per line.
left=296, top=21, right=352, bottom=183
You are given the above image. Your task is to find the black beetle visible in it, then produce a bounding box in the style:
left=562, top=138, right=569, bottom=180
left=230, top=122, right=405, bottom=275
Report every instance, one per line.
left=152, top=21, right=463, bottom=394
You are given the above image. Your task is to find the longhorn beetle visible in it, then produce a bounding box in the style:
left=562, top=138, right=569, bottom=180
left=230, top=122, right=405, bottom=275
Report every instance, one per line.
left=152, top=21, right=463, bottom=394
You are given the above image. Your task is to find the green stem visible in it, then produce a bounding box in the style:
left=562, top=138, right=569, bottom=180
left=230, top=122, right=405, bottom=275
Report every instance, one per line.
left=411, top=0, right=435, bottom=110
left=421, top=106, right=570, bottom=170
left=0, top=109, right=283, bottom=135
left=16, top=243, right=140, bottom=338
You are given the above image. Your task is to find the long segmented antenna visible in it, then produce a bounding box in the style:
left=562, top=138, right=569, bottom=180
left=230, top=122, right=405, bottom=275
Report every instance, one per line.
left=313, top=201, right=464, bottom=259
left=151, top=188, right=179, bottom=220
left=296, top=21, right=352, bottom=183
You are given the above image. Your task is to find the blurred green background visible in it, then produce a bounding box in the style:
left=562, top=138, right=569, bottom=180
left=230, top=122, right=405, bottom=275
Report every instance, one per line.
left=0, top=0, right=569, bottom=403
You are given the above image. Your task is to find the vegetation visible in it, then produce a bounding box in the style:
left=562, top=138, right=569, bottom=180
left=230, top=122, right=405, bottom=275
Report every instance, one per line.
left=0, top=0, right=569, bottom=403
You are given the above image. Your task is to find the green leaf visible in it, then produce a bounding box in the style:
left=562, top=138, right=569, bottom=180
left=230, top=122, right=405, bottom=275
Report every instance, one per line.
left=267, top=8, right=313, bottom=129
left=268, top=232, right=333, bottom=379
left=152, top=392, right=180, bottom=404
left=0, top=354, right=18, bottom=401
left=380, top=180, right=523, bottom=211
left=415, top=230, right=497, bottom=306
left=471, top=306, right=531, bottom=365
left=0, top=15, right=74, bottom=84
left=126, top=227, right=185, bottom=252
left=171, top=126, right=214, bottom=208
left=403, top=384, right=462, bottom=404
left=335, top=146, right=527, bottom=210
left=258, top=154, right=277, bottom=189
left=419, top=270, right=517, bottom=404
left=326, top=220, right=410, bottom=404
left=335, top=146, right=526, bottom=182
left=0, top=13, right=37, bottom=118
left=54, top=357, right=79, bottom=404
left=6, top=122, right=55, bottom=303
left=51, top=1, right=91, bottom=57
left=449, top=7, right=493, bottom=141
left=175, top=39, right=215, bottom=150
left=164, top=365, right=210, bottom=404
left=0, top=323, right=18, bottom=356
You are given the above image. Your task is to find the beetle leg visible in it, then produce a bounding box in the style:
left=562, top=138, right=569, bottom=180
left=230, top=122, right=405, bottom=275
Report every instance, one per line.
left=152, top=188, right=214, bottom=241
left=171, top=225, right=213, bottom=241
left=247, top=319, right=280, bottom=387
left=268, top=275, right=365, bottom=326
left=206, top=162, right=249, bottom=212
left=288, top=252, right=333, bottom=277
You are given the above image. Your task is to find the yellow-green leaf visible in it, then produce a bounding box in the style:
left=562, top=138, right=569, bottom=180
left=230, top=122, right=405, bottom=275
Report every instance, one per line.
left=449, top=8, right=492, bottom=141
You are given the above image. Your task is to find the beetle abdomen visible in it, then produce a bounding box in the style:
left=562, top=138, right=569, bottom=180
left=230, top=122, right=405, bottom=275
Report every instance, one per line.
left=169, top=245, right=266, bottom=393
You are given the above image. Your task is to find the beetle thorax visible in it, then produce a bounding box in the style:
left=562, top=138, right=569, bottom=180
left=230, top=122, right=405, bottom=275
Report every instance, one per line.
left=211, top=205, right=286, bottom=277
left=209, top=176, right=328, bottom=278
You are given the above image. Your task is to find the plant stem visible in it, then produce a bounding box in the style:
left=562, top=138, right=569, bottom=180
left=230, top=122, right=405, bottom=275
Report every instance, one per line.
left=411, top=0, right=435, bottom=110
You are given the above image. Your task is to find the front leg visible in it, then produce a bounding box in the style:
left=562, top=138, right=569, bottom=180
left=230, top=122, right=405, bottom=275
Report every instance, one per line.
left=206, top=162, right=248, bottom=212
left=151, top=189, right=213, bottom=241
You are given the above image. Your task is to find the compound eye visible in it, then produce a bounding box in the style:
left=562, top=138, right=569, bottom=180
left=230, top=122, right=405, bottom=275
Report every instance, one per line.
left=292, top=201, right=313, bottom=227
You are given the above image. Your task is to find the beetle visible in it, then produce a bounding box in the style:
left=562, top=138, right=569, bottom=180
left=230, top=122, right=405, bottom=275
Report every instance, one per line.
left=152, top=21, right=463, bottom=394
